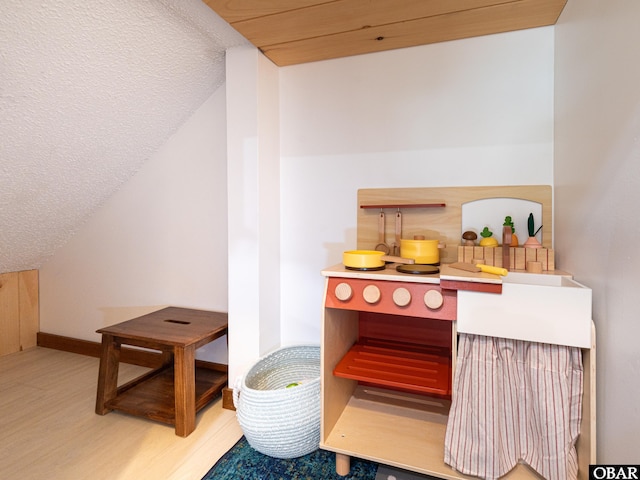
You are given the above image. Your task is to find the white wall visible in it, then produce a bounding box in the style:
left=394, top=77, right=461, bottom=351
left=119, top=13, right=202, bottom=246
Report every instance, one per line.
left=37, top=24, right=557, bottom=394
left=226, top=46, right=281, bottom=381
left=279, top=27, right=555, bottom=346
left=39, top=87, right=229, bottom=362
left=35, top=5, right=638, bottom=458
left=554, top=0, right=640, bottom=461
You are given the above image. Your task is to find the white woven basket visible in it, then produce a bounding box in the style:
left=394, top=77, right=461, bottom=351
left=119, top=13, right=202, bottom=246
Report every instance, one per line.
left=233, top=345, right=321, bottom=459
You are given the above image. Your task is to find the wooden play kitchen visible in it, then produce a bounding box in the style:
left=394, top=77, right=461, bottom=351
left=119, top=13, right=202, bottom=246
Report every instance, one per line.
left=320, top=185, right=595, bottom=479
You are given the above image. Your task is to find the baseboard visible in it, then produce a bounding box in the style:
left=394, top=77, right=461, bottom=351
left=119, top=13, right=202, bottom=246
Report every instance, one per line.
left=222, top=387, right=236, bottom=411
left=37, top=332, right=102, bottom=357
left=37, top=332, right=163, bottom=368
left=37, top=332, right=229, bottom=373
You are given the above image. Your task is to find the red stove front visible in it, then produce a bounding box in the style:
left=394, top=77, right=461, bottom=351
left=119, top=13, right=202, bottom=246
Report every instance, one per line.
left=324, top=274, right=456, bottom=398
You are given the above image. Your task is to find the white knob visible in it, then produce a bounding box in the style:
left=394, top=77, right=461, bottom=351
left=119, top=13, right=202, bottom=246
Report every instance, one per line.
left=392, top=287, right=411, bottom=307
left=424, top=289, right=444, bottom=309
left=363, top=285, right=381, bottom=304
left=334, top=282, right=352, bottom=301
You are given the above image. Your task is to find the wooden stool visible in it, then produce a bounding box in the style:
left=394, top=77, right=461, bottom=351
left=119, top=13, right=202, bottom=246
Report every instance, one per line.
left=95, top=307, right=228, bottom=436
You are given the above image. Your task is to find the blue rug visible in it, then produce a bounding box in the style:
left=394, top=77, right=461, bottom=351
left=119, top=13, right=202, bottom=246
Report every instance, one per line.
left=201, top=436, right=378, bottom=479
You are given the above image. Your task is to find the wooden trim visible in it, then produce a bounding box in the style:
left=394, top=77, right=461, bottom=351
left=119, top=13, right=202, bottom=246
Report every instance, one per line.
left=38, top=332, right=162, bottom=368
left=0, top=269, right=39, bottom=357
left=222, top=387, right=236, bottom=411
left=38, top=332, right=102, bottom=356
left=18, top=270, right=39, bottom=351
left=37, top=332, right=228, bottom=372
left=440, top=279, right=502, bottom=294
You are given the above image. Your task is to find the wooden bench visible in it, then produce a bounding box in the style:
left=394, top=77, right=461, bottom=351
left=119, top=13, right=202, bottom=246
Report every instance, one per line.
left=95, top=307, right=228, bottom=436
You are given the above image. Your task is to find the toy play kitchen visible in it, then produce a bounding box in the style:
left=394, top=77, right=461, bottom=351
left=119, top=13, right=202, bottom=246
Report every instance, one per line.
left=320, top=186, right=595, bottom=480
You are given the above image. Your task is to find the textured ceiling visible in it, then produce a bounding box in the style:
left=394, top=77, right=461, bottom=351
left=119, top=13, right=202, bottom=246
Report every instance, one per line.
left=0, top=0, right=249, bottom=274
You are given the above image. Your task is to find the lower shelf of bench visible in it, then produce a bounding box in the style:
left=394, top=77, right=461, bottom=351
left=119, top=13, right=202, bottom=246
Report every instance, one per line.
left=105, top=362, right=228, bottom=425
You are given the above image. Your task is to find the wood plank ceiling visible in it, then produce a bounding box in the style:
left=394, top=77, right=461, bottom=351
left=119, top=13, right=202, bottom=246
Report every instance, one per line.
left=203, top=0, right=567, bottom=66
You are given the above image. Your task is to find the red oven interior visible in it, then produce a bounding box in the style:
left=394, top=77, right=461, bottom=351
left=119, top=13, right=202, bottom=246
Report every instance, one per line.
left=327, top=276, right=456, bottom=399
left=333, top=312, right=452, bottom=397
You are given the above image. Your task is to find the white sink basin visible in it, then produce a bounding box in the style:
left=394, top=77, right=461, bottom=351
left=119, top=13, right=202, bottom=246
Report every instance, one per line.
left=457, top=272, right=592, bottom=348
left=502, top=271, right=579, bottom=287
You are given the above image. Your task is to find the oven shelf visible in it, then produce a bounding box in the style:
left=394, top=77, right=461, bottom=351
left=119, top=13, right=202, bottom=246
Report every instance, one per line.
left=333, top=338, right=451, bottom=397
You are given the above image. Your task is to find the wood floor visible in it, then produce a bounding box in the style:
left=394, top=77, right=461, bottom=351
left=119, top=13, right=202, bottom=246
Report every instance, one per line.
left=0, top=347, right=243, bottom=480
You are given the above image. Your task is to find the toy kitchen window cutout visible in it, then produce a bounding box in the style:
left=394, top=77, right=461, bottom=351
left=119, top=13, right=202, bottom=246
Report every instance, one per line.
left=461, top=198, right=543, bottom=245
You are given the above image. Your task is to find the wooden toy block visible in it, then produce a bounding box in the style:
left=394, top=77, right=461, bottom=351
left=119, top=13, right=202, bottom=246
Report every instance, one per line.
left=457, top=246, right=555, bottom=271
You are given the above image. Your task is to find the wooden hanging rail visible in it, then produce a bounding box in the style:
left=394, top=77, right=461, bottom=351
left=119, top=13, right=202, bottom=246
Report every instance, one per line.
left=360, top=203, right=446, bottom=209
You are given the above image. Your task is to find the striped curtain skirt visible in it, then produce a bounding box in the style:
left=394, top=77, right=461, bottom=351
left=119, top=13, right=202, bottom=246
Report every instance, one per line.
left=444, top=334, right=583, bottom=480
